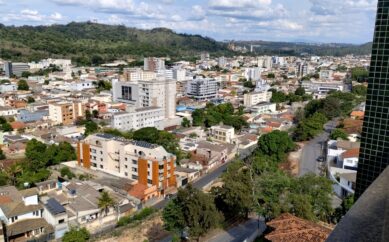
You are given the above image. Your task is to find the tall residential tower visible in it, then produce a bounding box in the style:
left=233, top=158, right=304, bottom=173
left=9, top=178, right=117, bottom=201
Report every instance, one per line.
left=355, top=0, right=389, bottom=198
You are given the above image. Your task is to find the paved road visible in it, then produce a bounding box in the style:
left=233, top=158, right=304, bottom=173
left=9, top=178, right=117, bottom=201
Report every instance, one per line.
left=299, top=120, right=337, bottom=176
left=206, top=218, right=266, bottom=242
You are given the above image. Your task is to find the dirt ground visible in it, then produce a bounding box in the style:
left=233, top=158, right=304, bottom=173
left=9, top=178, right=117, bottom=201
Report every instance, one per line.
left=96, top=214, right=170, bottom=242
left=280, top=143, right=304, bottom=176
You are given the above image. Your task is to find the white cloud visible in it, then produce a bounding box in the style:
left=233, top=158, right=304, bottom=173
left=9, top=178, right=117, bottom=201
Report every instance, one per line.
left=209, top=0, right=272, bottom=9
left=2, top=9, right=64, bottom=23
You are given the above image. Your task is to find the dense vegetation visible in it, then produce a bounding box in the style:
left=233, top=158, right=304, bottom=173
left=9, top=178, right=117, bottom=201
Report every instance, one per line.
left=191, top=103, right=248, bottom=131
left=0, top=22, right=232, bottom=65
left=236, top=41, right=372, bottom=56
left=0, top=139, right=76, bottom=188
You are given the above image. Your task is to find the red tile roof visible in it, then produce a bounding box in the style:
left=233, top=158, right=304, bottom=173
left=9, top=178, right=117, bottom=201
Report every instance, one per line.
left=342, top=148, right=360, bottom=159
left=265, top=213, right=332, bottom=242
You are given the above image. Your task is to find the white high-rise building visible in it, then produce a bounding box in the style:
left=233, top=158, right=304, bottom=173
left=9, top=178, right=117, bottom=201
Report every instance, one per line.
left=111, top=107, right=165, bottom=131
left=186, top=78, right=219, bottom=101
left=173, top=68, right=186, bottom=81
left=244, top=67, right=261, bottom=81
left=113, top=78, right=176, bottom=119
left=124, top=68, right=156, bottom=82
left=244, top=91, right=273, bottom=107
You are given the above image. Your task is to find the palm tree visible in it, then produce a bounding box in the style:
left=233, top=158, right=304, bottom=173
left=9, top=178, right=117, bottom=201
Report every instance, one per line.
left=5, top=164, right=23, bottom=186
left=98, top=191, right=115, bottom=217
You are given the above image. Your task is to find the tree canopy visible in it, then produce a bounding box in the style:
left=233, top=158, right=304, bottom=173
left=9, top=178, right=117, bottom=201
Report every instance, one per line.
left=62, top=227, right=90, bottom=242
left=17, top=80, right=29, bottom=91
left=162, top=185, right=222, bottom=240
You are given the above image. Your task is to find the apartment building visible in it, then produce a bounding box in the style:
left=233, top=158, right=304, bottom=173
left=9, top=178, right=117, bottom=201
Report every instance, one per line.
left=48, top=102, right=85, bottom=125
left=4, top=62, right=29, bottom=77
left=111, top=107, right=164, bottom=131
left=0, top=83, right=17, bottom=93
left=113, top=79, right=176, bottom=119
left=144, top=57, right=165, bottom=71
left=244, top=91, right=272, bottom=107
left=77, top=134, right=176, bottom=194
left=251, top=102, right=277, bottom=114
left=210, top=125, right=235, bottom=144
left=186, top=78, right=219, bottom=101
left=123, top=68, right=156, bottom=82
left=244, top=67, right=261, bottom=81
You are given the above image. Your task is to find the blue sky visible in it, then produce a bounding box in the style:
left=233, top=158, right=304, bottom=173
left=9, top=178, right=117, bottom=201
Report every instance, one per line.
left=0, top=0, right=378, bottom=44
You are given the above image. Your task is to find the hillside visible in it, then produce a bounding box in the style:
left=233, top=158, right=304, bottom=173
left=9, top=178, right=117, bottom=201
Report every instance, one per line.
left=235, top=40, right=372, bottom=56
left=0, top=22, right=232, bottom=65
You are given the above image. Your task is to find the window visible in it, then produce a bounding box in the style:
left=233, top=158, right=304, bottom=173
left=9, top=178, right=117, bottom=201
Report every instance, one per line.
left=132, top=159, right=137, bottom=165
left=125, top=165, right=128, bottom=168
left=132, top=167, right=137, bottom=172
left=100, top=165, right=104, bottom=169
left=125, top=172, right=128, bottom=176
left=58, top=219, right=65, bottom=224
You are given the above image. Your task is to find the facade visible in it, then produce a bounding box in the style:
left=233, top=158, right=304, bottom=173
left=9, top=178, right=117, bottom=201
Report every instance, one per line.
left=251, top=102, right=277, bottom=114
left=144, top=57, right=165, bottom=71
left=0, top=186, right=54, bottom=241
left=48, top=102, right=85, bottom=125
left=123, top=68, right=156, bottom=82
left=113, top=79, right=176, bottom=119
left=173, top=68, right=186, bottom=81
left=111, top=107, right=164, bottom=131
left=210, top=125, right=235, bottom=144
left=356, top=0, right=389, bottom=198
left=301, top=80, right=345, bottom=93
left=0, top=83, right=17, bottom=93
left=4, top=62, right=29, bottom=77
left=244, top=67, right=261, bottom=81
left=295, top=61, right=308, bottom=78
left=243, top=91, right=272, bottom=107
left=77, top=134, right=177, bottom=194
left=186, top=78, right=219, bottom=101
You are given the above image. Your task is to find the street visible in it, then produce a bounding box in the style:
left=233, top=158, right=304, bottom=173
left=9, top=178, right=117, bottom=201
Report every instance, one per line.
left=299, top=120, right=337, bottom=176
left=206, top=218, right=266, bottom=242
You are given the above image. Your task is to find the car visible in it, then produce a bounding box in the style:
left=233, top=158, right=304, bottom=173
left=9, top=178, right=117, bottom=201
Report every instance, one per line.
left=317, top=156, right=324, bottom=162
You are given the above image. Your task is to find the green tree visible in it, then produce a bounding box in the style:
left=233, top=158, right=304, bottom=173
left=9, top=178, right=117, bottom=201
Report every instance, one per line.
left=1, top=122, right=13, bottom=132
left=98, top=191, right=116, bottom=216
left=295, top=87, right=306, bottom=96
left=181, top=117, right=191, bottom=127
left=332, top=195, right=354, bottom=223
left=60, top=167, right=76, bottom=179
left=27, top=96, right=35, bottom=103
left=257, top=131, right=296, bottom=162
left=62, top=227, right=90, bottom=242
left=270, top=90, right=287, bottom=103
left=212, top=161, right=254, bottom=220
left=17, top=80, right=29, bottom=91
left=330, top=129, right=349, bottom=140
left=192, top=109, right=205, bottom=126
left=25, top=139, right=48, bottom=169
left=0, top=149, right=5, bottom=160
left=267, top=73, right=275, bottom=78
left=162, top=185, right=222, bottom=240
left=294, top=113, right=328, bottom=141
left=92, top=110, right=99, bottom=118
left=84, top=120, right=98, bottom=136
left=352, top=85, right=367, bottom=96
left=351, top=67, right=369, bottom=82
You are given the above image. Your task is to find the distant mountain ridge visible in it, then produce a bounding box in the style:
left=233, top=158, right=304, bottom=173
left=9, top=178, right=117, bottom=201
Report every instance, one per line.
left=234, top=40, right=372, bottom=56
left=0, top=22, right=372, bottom=65
left=0, top=22, right=231, bottom=65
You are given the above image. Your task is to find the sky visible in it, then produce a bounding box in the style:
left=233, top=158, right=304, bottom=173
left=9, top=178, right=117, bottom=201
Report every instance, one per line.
left=0, top=0, right=378, bottom=44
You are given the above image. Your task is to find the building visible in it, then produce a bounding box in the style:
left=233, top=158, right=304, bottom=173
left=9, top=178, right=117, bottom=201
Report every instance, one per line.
left=0, top=83, right=17, bottom=93
left=48, top=102, right=85, bottom=125
left=42, top=198, right=68, bottom=239
left=4, top=62, right=29, bottom=77
left=186, top=78, right=219, bottom=101
left=16, top=109, right=48, bottom=123
left=144, top=57, right=165, bottom=71
left=123, top=68, right=156, bottom=82
left=251, top=102, right=277, bottom=114
left=111, top=107, right=164, bottom=131
left=77, top=133, right=176, bottom=195
left=112, top=79, right=176, bottom=119
left=244, top=91, right=272, bottom=107
left=210, top=125, right=235, bottom=144
left=295, top=61, right=308, bottom=78
left=328, top=166, right=389, bottom=242
left=320, top=69, right=333, bottom=80
left=0, top=186, right=54, bottom=241
left=355, top=0, right=389, bottom=199
left=265, top=213, right=332, bottom=242
left=173, top=68, right=186, bottom=81
left=301, top=80, right=345, bottom=93
left=244, top=67, right=261, bottom=81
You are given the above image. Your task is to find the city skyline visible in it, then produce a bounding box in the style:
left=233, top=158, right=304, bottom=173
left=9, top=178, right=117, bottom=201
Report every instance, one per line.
left=0, top=0, right=378, bottom=44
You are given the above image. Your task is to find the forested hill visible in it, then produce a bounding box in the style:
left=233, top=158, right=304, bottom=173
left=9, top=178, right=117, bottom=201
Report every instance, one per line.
left=236, top=40, right=372, bottom=56
left=0, top=22, right=231, bottom=65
